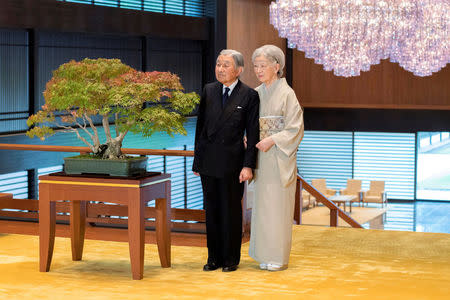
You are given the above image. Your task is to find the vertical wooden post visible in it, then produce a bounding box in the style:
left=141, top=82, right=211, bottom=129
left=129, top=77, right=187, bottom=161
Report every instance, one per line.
left=294, top=178, right=302, bottom=225
left=330, top=209, right=338, bottom=227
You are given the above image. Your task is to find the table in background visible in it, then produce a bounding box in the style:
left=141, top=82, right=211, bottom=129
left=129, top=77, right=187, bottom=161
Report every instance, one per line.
left=38, top=172, right=171, bottom=280
left=328, top=195, right=358, bottom=213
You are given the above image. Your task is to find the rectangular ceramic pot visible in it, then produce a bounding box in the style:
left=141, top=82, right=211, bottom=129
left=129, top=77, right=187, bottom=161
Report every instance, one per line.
left=64, top=156, right=148, bottom=177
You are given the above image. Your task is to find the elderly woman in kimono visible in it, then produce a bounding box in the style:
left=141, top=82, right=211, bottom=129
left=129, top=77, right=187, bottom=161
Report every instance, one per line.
left=249, top=44, right=304, bottom=271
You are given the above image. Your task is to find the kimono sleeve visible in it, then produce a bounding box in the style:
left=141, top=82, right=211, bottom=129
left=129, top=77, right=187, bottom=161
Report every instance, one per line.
left=270, top=90, right=304, bottom=157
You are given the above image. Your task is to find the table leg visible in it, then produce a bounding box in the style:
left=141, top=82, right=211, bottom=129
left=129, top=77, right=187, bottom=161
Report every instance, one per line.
left=70, top=200, right=86, bottom=261
left=156, top=181, right=171, bottom=268
left=39, top=183, right=56, bottom=272
left=128, top=188, right=145, bottom=280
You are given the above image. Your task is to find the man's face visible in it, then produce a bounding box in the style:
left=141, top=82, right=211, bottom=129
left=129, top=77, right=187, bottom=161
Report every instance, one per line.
left=215, top=55, right=242, bottom=86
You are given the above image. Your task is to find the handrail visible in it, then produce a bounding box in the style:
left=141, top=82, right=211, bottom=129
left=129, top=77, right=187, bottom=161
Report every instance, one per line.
left=0, top=143, right=194, bottom=157
left=0, top=143, right=362, bottom=228
left=297, top=175, right=363, bottom=228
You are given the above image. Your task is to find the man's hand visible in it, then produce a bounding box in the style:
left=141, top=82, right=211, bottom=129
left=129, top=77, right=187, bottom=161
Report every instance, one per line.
left=193, top=172, right=200, bottom=176
left=256, top=137, right=275, bottom=152
left=239, top=167, right=253, bottom=183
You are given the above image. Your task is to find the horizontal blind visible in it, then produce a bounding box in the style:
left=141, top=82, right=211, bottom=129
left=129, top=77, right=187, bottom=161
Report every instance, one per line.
left=354, top=132, right=415, bottom=200
left=297, top=131, right=353, bottom=191
left=165, top=147, right=186, bottom=209
left=94, top=0, right=117, bottom=7
left=143, top=0, right=164, bottom=13
left=0, top=171, right=28, bottom=199
left=120, top=0, right=142, bottom=10
left=186, top=144, right=203, bottom=209
left=59, top=0, right=205, bottom=17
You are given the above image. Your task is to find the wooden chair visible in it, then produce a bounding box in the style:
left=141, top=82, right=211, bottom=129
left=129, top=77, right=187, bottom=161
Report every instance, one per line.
left=311, top=179, right=336, bottom=198
left=363, top=181, right=387, bottom=207
left=340, top=179, right=363, bottom=206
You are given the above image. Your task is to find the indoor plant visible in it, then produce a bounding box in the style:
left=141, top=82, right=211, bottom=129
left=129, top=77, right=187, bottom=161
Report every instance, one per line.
left=26, top=58, right=199, bottom=176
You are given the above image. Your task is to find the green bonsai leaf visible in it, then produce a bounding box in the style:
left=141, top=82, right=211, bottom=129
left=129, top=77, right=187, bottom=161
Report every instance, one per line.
left=26, top=126, right=55, bottom=140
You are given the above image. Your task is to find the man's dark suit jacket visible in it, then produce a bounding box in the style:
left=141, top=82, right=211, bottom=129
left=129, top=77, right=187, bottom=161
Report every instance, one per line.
left=193, top=80, right=260, bottom=177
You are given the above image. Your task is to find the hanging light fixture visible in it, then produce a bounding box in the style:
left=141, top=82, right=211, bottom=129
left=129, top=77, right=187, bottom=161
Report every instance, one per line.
left=390, top=0, right=450, bottom=76
left=269, top=0, right=449, bottom=77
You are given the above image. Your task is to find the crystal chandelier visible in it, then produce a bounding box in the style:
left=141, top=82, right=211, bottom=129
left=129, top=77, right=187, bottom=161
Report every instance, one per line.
left=269, top=0, right=449, bottom=77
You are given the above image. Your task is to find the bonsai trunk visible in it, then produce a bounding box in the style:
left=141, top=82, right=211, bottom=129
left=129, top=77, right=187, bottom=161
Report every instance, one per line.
left=103, top=140, right=123, bottom=159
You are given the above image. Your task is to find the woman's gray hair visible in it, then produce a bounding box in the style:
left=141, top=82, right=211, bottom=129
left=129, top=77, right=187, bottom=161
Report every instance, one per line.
left=218, top=49, right=245, bottom=70
left=252, top=45, right=285, bottom=77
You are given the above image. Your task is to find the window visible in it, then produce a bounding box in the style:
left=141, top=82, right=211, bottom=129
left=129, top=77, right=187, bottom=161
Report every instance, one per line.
left=59, top=0, right=205, bottom=17
left=354, top=132, right=415, bottom=200
left=0, top=171, right=28, bottom=199
left=297, top=131, right=353, bottom=191
left=416, top=132, right=450, bottom=201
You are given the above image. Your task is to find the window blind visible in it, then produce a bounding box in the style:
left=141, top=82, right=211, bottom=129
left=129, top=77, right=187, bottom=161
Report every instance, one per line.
left=59, top=0, right=205, bottom=17
left=297, top=131, right=353, bottom=191
left=354, top=132, right=415, bottom=200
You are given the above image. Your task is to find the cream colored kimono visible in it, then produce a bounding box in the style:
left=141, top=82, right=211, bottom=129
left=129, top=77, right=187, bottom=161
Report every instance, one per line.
left=249, top=78, right=304, bottom=266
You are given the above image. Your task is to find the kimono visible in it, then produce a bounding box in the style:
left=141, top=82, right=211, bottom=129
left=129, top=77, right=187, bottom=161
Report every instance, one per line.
left=249, top=78, right=304, bottom=266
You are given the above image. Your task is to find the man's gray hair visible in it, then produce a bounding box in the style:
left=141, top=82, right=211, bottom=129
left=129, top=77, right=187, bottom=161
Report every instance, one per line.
left=218, top=49, right=245, bottom=70
left=252, top=45, right=285, bottom=77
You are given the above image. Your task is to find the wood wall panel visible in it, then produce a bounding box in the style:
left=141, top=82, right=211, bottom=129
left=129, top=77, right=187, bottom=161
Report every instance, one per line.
left=227, top=0, right=285, bottom=88
left=292, top=39, right=450, bottom=110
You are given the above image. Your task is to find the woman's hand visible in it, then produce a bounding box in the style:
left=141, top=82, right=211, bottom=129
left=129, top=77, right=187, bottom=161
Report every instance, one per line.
left=243, top=135, right=247, bottom=149
left=256, top=137, right=275, bottom=152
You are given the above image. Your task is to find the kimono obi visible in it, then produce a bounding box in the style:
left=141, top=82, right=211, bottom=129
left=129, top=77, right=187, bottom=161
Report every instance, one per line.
left=259, top=116, right=285, bottom=140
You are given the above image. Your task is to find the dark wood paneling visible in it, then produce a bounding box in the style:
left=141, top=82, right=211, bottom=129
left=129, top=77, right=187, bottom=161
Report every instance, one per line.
left=293, top=44, right=450, bottom=110
left=0, top=29, right=29, bottom=132
left=0, top=0, right=209, bottom=40
left=227, top=0, right=285, bottom=88
left=147, top=38, right=203, bottom=94
left=305, top=108, right=450, bottom=132
left=36, top=31, right=143, bottom=109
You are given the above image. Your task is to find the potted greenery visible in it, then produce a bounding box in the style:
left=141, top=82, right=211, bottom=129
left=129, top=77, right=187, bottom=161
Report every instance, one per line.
left=26, top=58, right=199, bottom=176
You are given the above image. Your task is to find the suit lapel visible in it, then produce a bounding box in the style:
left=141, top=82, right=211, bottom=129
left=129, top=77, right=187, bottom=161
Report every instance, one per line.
left=209, top=81, right=244, bottom=136
left=219, top=80, right=243, bottom=123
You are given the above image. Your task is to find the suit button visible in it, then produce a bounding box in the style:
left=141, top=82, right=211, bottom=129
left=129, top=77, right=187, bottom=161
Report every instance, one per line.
left=221, top=139, right=225, bottom=143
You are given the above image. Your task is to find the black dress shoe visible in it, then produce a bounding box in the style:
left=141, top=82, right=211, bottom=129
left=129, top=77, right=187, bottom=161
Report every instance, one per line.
left=203, top=263, right=220, bottom=271
left=222, top=265, right=238, bottom=272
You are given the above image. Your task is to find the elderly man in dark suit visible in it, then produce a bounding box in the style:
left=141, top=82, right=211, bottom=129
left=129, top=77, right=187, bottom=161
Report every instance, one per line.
left=193, top=49, right=260, bottom=272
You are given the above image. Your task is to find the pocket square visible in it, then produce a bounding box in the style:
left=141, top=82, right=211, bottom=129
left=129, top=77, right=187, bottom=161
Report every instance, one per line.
left=236, top=106, right=243, bottom=109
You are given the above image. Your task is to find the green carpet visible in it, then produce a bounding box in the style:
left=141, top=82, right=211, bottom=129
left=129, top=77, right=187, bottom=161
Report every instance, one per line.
left=1, top=225, right=449, bottom=299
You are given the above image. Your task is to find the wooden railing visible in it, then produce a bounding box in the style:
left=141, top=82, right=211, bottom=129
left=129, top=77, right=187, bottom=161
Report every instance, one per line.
left=0, top=143, right=215, bottom=234
left=0, top=143, right=362, bottom=230
left=296, top=175, right=363, bottom=228
left=0, top=143, right=194, bottom=157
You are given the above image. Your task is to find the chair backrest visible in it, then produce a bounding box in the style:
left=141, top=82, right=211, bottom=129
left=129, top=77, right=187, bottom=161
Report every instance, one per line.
left=346, top=179, right=362, bottom=193
left=369, top=180, right=385, bottom=192
left=311, top=179, right=327, bottom=193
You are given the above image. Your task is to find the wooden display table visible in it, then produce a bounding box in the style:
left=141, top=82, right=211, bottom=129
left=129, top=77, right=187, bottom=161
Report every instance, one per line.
left=38, top=172, right=171, bottom=280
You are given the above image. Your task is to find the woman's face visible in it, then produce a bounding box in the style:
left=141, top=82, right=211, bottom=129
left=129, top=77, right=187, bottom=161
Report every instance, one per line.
left=253, top=55, right=279, bottom=85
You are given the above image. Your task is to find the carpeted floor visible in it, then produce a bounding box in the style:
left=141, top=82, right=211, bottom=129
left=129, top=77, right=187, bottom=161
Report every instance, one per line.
left=1, top=225, right=449, bottom=299
left=302, top=206, right=386, bottom=227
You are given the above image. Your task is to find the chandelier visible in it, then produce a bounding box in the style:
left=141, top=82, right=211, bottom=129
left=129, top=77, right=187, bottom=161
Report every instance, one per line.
left=269, top=0, right=449, bottom=77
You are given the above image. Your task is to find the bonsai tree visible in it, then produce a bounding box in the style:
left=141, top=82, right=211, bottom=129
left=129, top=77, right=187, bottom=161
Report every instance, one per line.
left=26, top=58, right=200, bottom=159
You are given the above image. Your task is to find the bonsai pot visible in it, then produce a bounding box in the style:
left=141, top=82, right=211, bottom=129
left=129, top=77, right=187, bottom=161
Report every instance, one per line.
left=64, top=155, right=148, bottom=177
